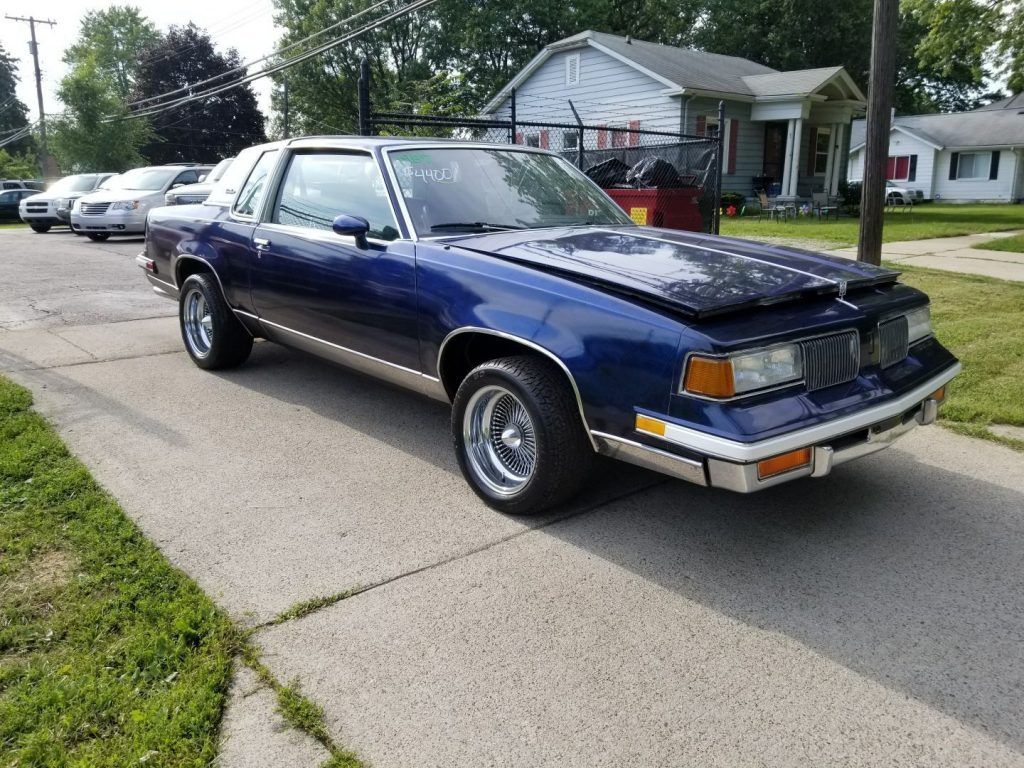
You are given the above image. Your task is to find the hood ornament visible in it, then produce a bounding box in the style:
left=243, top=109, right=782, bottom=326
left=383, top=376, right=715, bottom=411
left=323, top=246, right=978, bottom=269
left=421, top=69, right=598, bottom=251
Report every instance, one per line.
left=837, top=280, right=848, bottom=300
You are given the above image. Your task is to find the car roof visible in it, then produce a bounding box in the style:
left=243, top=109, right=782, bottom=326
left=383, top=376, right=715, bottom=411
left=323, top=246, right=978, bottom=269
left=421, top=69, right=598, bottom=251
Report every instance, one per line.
left=245, top=135, right=553, bottom=154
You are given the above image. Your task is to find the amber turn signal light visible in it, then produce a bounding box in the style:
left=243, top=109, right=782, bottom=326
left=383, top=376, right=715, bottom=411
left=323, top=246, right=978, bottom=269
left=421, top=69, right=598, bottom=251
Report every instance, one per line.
left=929, top=386, right=946, bottom=402
left=684, top=356, right=735, bottom=398
left=635, top=414, right=666, bottom=437
left=757, top=447, right=812, bottom=480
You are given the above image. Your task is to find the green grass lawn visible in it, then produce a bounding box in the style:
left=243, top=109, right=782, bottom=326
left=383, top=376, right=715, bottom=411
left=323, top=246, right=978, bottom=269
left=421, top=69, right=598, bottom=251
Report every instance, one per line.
left=0, top=222, right=27, bottom=229
left=976, top=233, right=1024, bottom=253
left=897, top=264, right=1024, bottom=450
left=720, top=204, right=1022, bottom=247
left=0, top=376, right=235, bottom=766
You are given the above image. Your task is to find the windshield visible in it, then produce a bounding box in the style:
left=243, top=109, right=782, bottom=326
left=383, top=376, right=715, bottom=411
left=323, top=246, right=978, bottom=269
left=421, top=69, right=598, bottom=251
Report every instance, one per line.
left=388, top=147, right=632, bottom=235
left=207, top=158, right=233, bottom=183
left=108, top=168, right=177, bottom=191
left=48, top=175, right=100, bottom=194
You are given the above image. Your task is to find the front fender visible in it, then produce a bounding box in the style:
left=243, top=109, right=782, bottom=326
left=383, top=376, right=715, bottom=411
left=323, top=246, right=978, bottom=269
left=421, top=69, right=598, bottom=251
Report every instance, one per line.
left=416, top=243, right=688, bottom=437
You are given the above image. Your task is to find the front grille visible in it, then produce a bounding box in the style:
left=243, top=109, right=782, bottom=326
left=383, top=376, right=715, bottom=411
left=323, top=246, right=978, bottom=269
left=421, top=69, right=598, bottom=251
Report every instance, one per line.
left=26, top=203, right=49, bottom=212
left=800, top=330, right=860, bottom=391
left=80, top=202, right=110, bottom=215
left=878, top=316, right=909, bottom=368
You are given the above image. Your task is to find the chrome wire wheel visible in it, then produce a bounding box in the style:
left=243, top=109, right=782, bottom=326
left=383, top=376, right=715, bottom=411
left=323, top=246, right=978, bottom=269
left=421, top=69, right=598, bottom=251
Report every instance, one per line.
left=462, top=385, right=538, bottom=497
left=182, top=287, right=214, bottom=358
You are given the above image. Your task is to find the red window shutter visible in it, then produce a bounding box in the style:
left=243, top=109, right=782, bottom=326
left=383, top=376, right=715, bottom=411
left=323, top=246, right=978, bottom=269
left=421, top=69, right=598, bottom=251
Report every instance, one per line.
left=895, top=156, right=910, bottom=180
left=597, top=125, right=608, bottom=149
left=515, top=131, right=523, bottom=145
left=696, top=115, right=706, bottom=136
left=628, top=120, right=639, bottom=147
left=539, top=130, right=549, bottom=149
left=727, top=119, right=738, bottom=174
left=885, top=156, right=896, bottom=180
left=807, top=127, right=817, bottom=174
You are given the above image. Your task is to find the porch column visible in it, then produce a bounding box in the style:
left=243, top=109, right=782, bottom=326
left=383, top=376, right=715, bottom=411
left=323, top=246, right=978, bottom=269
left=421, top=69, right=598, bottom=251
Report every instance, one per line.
left=787, top=117, right=803, bottom=197
left=823, top=122, right=838, bottom=196
left=829, top=122, right=845, bottom=196
left=780, top=119, right=797, bottom=196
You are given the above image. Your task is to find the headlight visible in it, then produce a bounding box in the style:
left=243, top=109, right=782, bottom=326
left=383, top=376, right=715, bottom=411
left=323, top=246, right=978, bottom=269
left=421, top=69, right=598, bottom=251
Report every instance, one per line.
left=905, top=305, right=932, bottom=344
left=110, top=200, right=140, bottom=211
left=684, top=343, right=803, bottom=398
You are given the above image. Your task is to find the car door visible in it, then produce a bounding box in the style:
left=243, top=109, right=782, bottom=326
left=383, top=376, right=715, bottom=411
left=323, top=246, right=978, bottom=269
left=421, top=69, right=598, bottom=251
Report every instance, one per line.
left=249, top=149, right=420, bottom=371
left=0, top=190, right=18, bottom=219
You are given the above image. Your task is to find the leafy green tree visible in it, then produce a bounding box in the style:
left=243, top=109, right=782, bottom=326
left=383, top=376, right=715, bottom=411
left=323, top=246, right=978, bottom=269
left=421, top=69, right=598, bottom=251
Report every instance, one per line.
left=63, top=6, right=162, bottom=102
left=49, top=57, right=151, bottom=172
left=132, top=24, right=266, bottom=163
left=0, top=148, right=38, bottom=178
left=0, top=44, right=33, bottom=156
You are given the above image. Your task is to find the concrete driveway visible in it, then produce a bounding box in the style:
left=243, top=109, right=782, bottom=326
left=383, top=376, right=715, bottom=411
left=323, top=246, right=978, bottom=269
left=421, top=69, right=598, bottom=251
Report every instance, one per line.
left=2, top=227, right=1023, bottom=767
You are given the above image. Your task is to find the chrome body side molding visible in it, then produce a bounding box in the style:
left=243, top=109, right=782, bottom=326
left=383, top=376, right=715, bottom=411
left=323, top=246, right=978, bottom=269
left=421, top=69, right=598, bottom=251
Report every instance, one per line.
left=260, top=318, right=448, bottom=402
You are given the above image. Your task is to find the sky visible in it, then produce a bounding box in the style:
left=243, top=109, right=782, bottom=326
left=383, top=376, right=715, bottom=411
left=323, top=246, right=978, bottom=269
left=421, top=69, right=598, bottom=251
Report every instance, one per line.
left=1, top=0, right=281, bottom=121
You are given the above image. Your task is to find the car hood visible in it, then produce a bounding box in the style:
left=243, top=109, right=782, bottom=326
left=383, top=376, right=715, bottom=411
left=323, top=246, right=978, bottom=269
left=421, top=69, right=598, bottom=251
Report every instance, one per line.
left=168, top=182, right=213, bottom=196
left=446, top=226, right=899, bottom=319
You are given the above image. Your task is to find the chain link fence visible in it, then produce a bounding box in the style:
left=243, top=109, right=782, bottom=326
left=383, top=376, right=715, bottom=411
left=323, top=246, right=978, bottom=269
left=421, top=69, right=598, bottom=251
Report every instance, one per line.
left=362, top=81, right=723, bottom=234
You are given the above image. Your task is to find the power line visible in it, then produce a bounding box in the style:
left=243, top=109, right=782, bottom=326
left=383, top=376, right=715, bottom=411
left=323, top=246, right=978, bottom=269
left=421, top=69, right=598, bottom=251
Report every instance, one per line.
left=117, top=0, right=437, bottom=122
left=4, top=15, right=56, bottom=169
left=126, top=0, right=398, bottom=109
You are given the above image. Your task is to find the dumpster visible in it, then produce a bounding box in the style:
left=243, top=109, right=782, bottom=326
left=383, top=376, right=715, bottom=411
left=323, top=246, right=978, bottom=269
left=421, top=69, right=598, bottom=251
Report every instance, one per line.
left=604, top=187, right=703, bottom=232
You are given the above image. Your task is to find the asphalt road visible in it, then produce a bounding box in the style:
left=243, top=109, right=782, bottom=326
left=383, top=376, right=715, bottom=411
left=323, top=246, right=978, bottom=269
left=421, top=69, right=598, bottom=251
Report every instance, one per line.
left=2, top=226, right=1023, bottom=767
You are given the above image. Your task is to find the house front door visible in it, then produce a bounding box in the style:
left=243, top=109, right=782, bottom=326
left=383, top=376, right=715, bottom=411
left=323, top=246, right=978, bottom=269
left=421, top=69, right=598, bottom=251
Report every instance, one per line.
left=763, top=122, right=787, bottom=183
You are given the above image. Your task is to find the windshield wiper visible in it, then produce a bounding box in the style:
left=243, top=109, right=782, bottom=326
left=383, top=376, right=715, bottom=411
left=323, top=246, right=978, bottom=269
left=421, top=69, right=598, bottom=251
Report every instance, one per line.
left=429, top=222, right=525, bottom=232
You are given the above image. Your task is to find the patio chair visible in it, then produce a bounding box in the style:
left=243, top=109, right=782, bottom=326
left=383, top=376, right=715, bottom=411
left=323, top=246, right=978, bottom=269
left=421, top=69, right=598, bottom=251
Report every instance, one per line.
left=756, top=190, right=789, bottom=222
left=812, top=192, right=840, bottom=221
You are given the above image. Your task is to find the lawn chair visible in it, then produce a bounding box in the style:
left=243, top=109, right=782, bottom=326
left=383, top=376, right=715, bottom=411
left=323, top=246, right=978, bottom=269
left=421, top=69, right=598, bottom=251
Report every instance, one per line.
left=812, top=192, right=840, bottom=221
left=757, top=190, right=789, bottom=222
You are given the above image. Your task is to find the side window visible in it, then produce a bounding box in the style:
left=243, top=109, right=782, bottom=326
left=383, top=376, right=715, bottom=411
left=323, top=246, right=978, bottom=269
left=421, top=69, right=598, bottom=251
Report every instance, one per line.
left=274, top=152, right=399, bottom=241
left=0, top=191, right=13, bottom=203
left=233, top=150, right=279, bottom=218
left=173, top=170, right=198, bottom=186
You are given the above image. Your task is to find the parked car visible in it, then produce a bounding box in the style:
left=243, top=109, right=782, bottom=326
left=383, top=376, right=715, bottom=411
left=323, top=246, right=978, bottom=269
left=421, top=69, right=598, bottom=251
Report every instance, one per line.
left=72, top=164, right=213, bottom=241
left=163, top=157, right=234, bottom=206
left=0, top=188, right=37, bottom=220
left=1, top=179, right=44, bottom=191
left=141, top=138, right=960, bottom=514
left=885, top=181, right=923, bottom=206
left=18, top=173, right=115, bottom=233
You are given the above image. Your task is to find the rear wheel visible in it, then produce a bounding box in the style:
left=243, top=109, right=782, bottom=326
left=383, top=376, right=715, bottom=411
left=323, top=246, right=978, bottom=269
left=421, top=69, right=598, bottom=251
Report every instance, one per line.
left=86, top=233, right=110, bottom=242
left=452, top=355, right=593, bottom=515
left=29, top=223, right=51, bottom=233
left=178, top=273, right=253, bottom=369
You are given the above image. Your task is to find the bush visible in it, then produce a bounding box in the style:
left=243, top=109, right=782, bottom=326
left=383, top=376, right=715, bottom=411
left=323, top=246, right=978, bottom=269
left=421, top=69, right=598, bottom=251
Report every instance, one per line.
left=838, top=180, right=861, bottom=217
left=720, top=191, right=746, bottom=208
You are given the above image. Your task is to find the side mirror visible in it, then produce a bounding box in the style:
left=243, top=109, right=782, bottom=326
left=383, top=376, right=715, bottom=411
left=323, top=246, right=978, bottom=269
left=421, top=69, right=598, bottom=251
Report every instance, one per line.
left=198, top=174, right=207, bottom=182
left=332, top=214, right=370, bottom=249
left=170, top=183, right=184, bottom=189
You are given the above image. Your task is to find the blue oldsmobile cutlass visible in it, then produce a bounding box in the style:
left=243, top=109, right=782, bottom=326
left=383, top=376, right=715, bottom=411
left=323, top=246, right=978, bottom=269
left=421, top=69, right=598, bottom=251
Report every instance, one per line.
left=140, top=137, right=960, bottom=514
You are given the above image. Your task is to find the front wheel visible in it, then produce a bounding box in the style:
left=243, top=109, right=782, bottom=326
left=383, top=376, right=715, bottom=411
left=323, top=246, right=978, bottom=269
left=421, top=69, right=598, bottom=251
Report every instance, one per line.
left=86, top=232, right=109, bottom=242
left=178, top=273, right=253, bottom=369
left=452, top=356, right=593, bottom=515
left=29, top=223, right=51, bottom=233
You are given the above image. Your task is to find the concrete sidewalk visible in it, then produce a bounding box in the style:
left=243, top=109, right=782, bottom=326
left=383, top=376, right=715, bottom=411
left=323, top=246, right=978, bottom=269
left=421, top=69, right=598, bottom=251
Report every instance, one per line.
left=828, top=230, right=1024, bottom=281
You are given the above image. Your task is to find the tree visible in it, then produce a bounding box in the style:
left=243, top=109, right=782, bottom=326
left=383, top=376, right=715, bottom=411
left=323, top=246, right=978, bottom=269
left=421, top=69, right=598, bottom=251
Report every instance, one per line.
left=49, top=57, right=151, bottom=172
left=133, top=25, right=266, bottom=164
left=0, top=43, right=33, bottom=156
left=0, top=148, right=38, bottom=178
left=63, top=6, right=161, bottom=102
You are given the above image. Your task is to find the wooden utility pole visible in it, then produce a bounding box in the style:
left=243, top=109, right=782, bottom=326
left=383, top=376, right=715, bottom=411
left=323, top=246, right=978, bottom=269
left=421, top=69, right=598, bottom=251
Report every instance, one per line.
left=4, top=15, right=57, bottom=175
left=282, top=78, right=290, bottom=139
left=857, top=0, right=899, bottom=265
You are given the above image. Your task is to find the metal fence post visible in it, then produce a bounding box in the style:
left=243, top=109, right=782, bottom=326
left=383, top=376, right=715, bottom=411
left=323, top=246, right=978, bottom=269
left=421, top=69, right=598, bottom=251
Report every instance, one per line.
left=568, top=99, right=585, bottom=169
left=714, top=100, right=725, bottom=235
left=357, top=58, right=372, bottom=136
left=509, top=87, right=517, bottom=144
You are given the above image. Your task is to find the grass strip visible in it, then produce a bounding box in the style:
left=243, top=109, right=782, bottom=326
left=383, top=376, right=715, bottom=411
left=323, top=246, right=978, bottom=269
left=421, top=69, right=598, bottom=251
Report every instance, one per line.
left=268, top=590, right=359, bottom=627
left=975, top=233, right=1024, bottom=254
left=895, top=264, right=1024, bottom=450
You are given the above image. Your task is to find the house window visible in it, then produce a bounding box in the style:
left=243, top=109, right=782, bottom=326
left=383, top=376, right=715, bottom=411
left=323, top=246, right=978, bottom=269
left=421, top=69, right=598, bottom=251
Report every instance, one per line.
left=562, top=131, right=578, bottom=150
left=956, top=152, right=988, bottom=179
left=698, top=114, right=720, bottom=137
left=814, top=127, right=831, bottom=175
left=565, top=53, right=580, bottom=86
left=886, top=155, right=912, bottom=181
left=524, top=134, right=540, bottom=148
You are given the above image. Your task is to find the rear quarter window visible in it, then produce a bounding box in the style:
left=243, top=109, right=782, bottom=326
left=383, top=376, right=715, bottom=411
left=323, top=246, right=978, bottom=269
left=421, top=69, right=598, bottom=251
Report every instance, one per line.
left=206, top=147, right=266, bottom=207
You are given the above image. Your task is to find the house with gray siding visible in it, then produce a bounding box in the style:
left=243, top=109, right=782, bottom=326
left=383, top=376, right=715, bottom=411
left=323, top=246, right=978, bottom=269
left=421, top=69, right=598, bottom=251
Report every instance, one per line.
left=847, top=94, right=1024, bottom=203
left=481, top=30, right=866, bottom=200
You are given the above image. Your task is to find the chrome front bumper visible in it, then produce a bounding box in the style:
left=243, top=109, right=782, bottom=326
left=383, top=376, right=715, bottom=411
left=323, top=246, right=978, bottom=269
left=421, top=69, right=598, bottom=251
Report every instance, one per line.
left=593, top=363, right=960, bottom=493
left=71, top=210, right=147, bottom=234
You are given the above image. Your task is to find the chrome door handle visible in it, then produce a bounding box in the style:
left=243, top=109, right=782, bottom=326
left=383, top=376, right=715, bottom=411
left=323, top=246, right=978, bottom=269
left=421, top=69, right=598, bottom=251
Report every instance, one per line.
left=254, top=237, right=271, bottom=251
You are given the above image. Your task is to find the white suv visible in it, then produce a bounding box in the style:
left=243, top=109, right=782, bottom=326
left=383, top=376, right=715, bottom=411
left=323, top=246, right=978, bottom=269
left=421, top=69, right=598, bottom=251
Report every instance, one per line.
left=71, top=164, right=212, bottom=241
left=19, top=173, right=115, bottom=233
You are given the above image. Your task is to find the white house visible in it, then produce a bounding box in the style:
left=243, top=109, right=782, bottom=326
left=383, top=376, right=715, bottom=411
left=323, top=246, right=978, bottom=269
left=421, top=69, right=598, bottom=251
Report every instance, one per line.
left=481, top=30, right=866, bottom=200
left=847, top=94, right=1024, bottom=202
